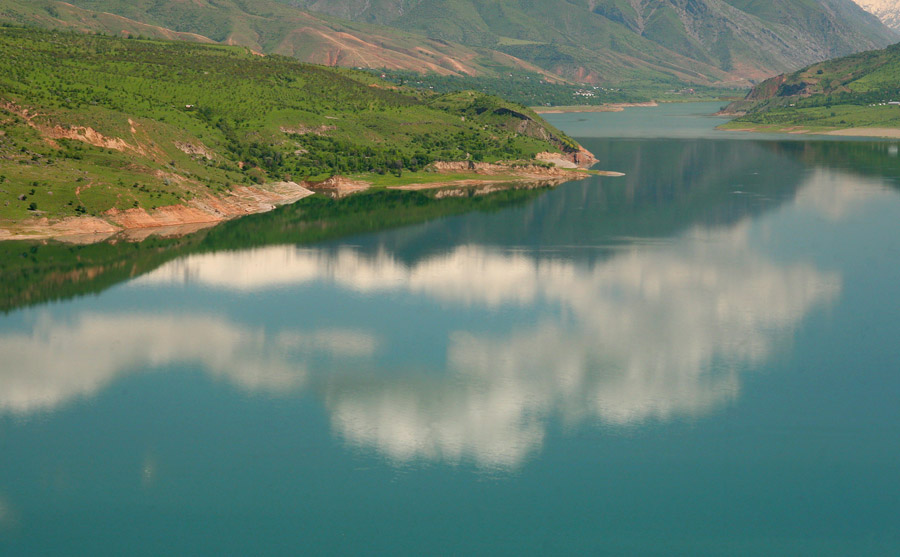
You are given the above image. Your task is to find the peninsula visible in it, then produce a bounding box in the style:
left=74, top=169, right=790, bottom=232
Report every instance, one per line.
left=719, top=41, right=900, bottom=137
left=0, top=27, right=599, bottom=240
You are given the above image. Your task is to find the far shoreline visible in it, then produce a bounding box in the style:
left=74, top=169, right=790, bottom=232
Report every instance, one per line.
left=717, top=122, right=900, bottom=140
left=532, top=102, right=658, bottom=114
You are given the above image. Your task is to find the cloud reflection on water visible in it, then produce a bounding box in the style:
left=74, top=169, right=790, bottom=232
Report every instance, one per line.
left=2, top=174, right=861, bottom=467
left=0, top=315, right=376, bottom=414
left=321, top=222, right=840, bottom=467
left=793, top=168, right=893, bottom=220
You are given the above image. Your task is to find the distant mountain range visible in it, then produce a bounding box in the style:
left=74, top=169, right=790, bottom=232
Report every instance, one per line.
left=0, top=0, right=556, bottom=79
left=283, top=0, right=898, bottom=84
left=854, top=0, right=900, bottom=30
left=0, top=0, right=896, bottom=87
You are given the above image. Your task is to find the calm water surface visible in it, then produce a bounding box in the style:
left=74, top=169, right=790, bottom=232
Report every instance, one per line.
left=2, top=103, right=899, bottom=554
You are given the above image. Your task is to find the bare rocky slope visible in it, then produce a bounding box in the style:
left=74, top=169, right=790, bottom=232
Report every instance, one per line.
left=854, top=0, right=900, bottom=30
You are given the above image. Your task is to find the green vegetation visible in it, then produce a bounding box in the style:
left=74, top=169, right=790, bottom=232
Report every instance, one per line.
left=371, top=69, right=743, bottom=107
left=0, top=185, right=552, bottom=312
left=0, top=26, right=577, bottom=223
left=722, top=42, right=900, bottom=132
left=373, top=69, right=643, bottom=105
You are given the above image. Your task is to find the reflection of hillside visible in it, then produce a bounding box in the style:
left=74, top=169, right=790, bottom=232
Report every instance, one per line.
left=0, top=187, right=549, bottom=313
left=2, top=216, right=841, bottom=468
left=353, top=139, right=809, bottom=262
left=6, top=162, right=877, bottom=466
left=2, top=138, right=854, bottom=313
left=760, top=140, right=900, bottom=188
left=139, top=217, right=841, bottom=467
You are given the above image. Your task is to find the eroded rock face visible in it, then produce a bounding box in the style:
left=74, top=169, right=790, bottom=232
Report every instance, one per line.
left=536, top=148, right=597, bottom=169
left=854, top=0, right=900, bottom=31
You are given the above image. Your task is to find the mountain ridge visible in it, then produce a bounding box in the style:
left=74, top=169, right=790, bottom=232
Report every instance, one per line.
left=284, top=0, right=898, bottom=84
left=0, top=0, right=560, bottom=79
left=2, top=0, right=896, bottom=88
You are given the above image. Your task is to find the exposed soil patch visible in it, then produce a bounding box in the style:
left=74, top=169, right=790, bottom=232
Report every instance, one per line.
left=175, top=141, right=216, bottom=160
left=825, top=127, right=900, bottom=138
left=1, top=181, right=314, bottom=242
left=280, top=124, right=337, bottom=135
left=306, top=176, right=370, bottom=198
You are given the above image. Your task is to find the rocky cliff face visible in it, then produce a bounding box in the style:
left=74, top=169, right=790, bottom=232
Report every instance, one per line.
left=853, top=0, right=900, bottom=30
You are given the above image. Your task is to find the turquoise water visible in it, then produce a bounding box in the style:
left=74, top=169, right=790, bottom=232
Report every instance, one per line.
left=2, top=105, right=900, bottom=554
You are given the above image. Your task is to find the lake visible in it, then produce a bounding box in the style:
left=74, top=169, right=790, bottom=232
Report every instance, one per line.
left=2, top=103, right=899, bottom=554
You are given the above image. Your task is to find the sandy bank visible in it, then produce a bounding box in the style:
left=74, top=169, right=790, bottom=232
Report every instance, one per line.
left=1, top=181, right=315, bottom=242
left=390, top=176, right=571, bottom=191
left=0, top=155, right=621, bottom=242
left=720, top=124, right=900, bottom=139
left=389, top=161, right=623, bottom=191
left=824, top=127, right=900, bottom=139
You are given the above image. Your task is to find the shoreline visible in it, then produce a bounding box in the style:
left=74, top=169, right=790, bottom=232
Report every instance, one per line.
left=0, top=163, right=621, bottom=243
left=823, top=127, right=900, bottom=139
left=718, top=122, right=900, bottom=139
left=532, top=102, right=659, bottom=114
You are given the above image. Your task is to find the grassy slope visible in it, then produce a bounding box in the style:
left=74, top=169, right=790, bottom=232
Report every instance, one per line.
left=0, top=27, right=576, bottom=224
left=721, top=43, right=900, bottom=132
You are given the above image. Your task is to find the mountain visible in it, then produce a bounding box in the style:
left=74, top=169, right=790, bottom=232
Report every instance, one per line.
left=283, top=0, right=899, bottom=84
left=853, top=0, right=900, bottom=30
left=0, top=27, right=586, bottom=235
left=2, top=1, right=896, bottom=88
left=720, top=41, right=900, bottom=133
left=0, top=0, right=556, bottom=79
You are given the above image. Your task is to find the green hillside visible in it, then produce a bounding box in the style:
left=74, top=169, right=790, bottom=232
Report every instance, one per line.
left=721, top=42, right=900, bottom=133
left=0, top=27, right=578, bottom=227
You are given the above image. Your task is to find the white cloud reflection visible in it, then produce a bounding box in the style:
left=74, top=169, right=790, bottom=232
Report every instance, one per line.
left=0, top=494, right=17, bottom=532
left=0, top=314, right=377, bottom=414
left=3, top=178, right=855, bottom=467
left=137, top=244, right=552, bottom=308
left=320, top=223, right=840, bottom=467
left=793, top=169, right=895, bottom=220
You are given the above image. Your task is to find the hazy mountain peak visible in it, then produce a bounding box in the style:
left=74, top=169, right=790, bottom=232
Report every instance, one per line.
left=853, top=0, right=900, bottom=29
